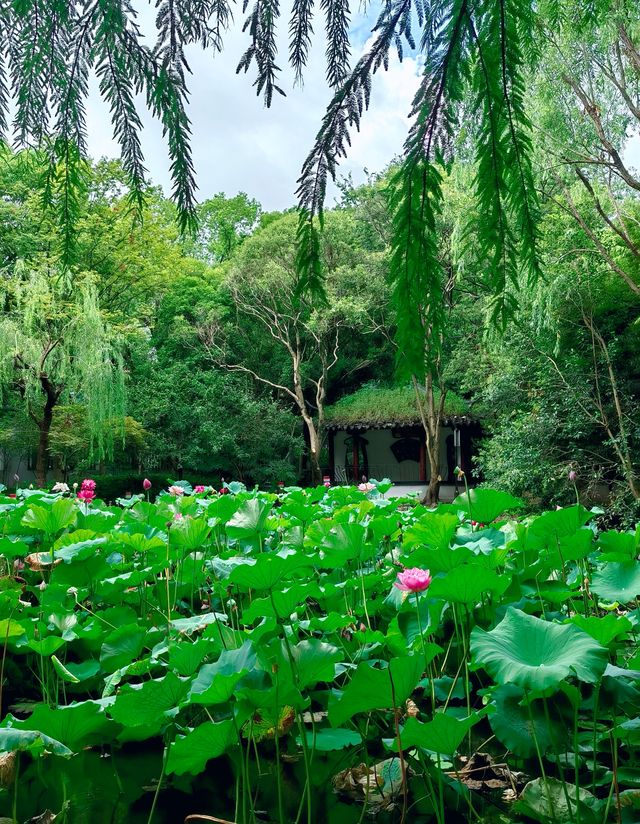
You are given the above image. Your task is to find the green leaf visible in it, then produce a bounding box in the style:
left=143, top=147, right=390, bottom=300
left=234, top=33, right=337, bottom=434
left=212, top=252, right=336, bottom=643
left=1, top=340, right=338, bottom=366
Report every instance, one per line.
left=225, top=498, right=273, bottom=541
left=488, top=684, right=567, bottom=758
left=7, top=701, right=116, bottom=752
left=242, top=582, right=320, bottom=623
left=100, top=624, right=146, bottom=673
left=329, top=656, right=423, bottom=727
left=451, top=489, right=523, bottom=523
left=229, top=552, right=313, bottom=591
left=513, top=778, right=603, bottom=824
left=528, top=505, right=594, bottom=542
left=300, top=727, right=362, bottom=751
left=290, top=639, right=341, bottom=689
left=51, top=655, right=80, bottom=683
left=0, top=726, right=72, bottom=758
left=592, top=562, right=640, bottom=603
left=428, top=564, right=509, bottom=604
left=568, top=614, right=632, bottom=647
left=470, top=608, right=608, bottom=691
left=167, top=720, right=235, bottom=775
left=403, top=513, right=460, bottom=552
left=22, top=498, right=76, bottom=534
left=397, top=712, right=481, bottom=755
left=0, top=619, right=27, bottom=640
left=108, top=672, right=189, bottom=728
left=168, top=638, right=214, bottom=677
left=54, top=530, right=107, bottom=562
left=189, top=641, right=258, bottom=704
left=170, top=517, right=210, bottom=550
left=597, top=530, right=638, bottom=561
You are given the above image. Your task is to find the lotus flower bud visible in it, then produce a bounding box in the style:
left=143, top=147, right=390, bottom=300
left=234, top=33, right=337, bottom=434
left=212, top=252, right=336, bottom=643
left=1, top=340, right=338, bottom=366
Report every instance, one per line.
left=143, top=478, right=152, bottom=491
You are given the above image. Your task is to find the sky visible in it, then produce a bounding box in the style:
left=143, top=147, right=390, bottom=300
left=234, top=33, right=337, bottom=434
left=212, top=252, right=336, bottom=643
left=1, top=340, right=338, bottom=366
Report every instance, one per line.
left=85, top=5, right=423, bottom=212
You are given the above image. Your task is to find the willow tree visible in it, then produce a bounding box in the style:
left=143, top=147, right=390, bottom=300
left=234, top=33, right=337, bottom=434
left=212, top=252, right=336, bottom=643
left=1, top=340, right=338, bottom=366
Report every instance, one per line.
left=0, top=0, right=547, bottom=369
left=0, top=266, right=124, bottom=486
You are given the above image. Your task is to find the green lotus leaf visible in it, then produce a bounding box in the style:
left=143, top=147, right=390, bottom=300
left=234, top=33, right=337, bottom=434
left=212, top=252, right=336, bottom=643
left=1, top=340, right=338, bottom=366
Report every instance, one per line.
left=513, top=778, right=603, bottom=824
left=452, top=489, right=523, bottom=524
left=169, top=517, right=210, bottom=550
left=21, top=498, right=77, bottom=535
left=528, top=505, right=594, bottom=542
left=225, top=498, right=273, bottom=540
left=397, top=711, right=481, bottom=756
left=470, top=608, right=608, bottom=691
left=100, top=624, right=147, bottom=673
left=488, top=684, right=568, bottom=758
left=597, top=530, right=638, bottom=561
left=6, top=701, right=116, bottom=752
left=428, top=564, right=509, bottom=605
left=403, top=512, right=460, bottom=553
left=300, top=727, right=362, bottom=751
left=188, top=641, right=258, bottom=704
left=167, top=719, right=236, bottom=775
left=168, top=637, right=215, bottom=677
left=241, top=582, right=321, bottom=623
left=289, top=639, right=342, bottom=689
left=53, top=530, right=107, bottom=562
left=228, top=552, right=313, bottom=590
left=108, top=672, right=190, bottom=727
left=314, top=522, right=377, bottom=568
left=591, top=561, right=640, bottom=604
left=568, top=613, right=632, bottom=647
left=328, top=656, right=423, bottom=727
left=0, top=726, right=72, bottom=758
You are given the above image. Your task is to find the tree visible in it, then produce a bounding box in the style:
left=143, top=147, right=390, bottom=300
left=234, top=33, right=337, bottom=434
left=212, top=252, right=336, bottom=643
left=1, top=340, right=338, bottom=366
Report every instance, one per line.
left=127, top=271, right=303, bottom=486
left=0, top=268, right=124, bottom=486
left=1, top=0, right=544, bottom=357
left=198, top=211, right=390, bottom=484
left=535, top=2, right=640, bottom=298
left=181, top=193, right=261, bottom=265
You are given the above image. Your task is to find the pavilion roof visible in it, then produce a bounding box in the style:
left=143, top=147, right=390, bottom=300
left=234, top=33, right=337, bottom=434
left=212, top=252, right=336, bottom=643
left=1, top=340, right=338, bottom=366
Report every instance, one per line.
left=324, top=385, right=477, bottom=431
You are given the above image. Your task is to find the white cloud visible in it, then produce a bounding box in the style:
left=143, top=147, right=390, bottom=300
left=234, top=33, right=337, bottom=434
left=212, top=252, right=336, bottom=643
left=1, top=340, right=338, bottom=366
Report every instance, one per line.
left=85, top=8, right=422, bottom=210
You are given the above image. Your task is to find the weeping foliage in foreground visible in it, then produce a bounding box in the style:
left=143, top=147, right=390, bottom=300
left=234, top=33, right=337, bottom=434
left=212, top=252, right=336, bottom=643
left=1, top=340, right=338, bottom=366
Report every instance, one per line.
left=2, top=0, right=551, bottom=370
left=298, top=0, right=541, bottom=376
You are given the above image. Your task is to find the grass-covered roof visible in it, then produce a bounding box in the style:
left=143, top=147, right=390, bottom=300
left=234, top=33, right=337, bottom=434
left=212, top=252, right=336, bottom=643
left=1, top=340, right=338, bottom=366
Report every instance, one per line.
left=324, top=384, right=473, bottom=429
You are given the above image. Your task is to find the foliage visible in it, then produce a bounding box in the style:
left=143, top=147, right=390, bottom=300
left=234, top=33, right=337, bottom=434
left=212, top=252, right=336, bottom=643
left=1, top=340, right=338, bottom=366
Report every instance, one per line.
left=0, top=483, right=637, bottom=822
left=324, top=383, right=469, bottom=427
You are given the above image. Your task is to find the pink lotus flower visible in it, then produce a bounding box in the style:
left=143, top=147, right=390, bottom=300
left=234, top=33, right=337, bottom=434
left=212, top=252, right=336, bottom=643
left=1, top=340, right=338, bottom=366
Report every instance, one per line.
left=568, top=470, right=577, bottom=482
left=173, top=512, right=183, bottom=521
left=358, top=482, right=375, bottom=493
left=194, top=485, right=206, bottom=493
left=77, top=489, right=95, bottom=503
left=394, top=567, right=432, bottom=593
left=143, top=478, right=152, bottom=491
left=168, top=485, right=184, bottom=496
left=81, top=479, right=96, bottom=491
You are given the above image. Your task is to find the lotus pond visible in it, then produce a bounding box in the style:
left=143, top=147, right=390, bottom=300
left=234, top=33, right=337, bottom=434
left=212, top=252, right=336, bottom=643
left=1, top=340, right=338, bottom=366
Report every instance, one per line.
left=0, top=481, right=639, bottom=824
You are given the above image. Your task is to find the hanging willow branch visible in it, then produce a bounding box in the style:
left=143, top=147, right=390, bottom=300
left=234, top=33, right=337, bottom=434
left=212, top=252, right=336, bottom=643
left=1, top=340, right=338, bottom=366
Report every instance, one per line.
left=2, top=0, right=541, bottom=359
left=296, top=0, right=541, bottom=374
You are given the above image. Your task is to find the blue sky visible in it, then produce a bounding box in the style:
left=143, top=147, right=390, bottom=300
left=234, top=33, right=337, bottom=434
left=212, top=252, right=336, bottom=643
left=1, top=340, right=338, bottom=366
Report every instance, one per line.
left=85, top=4, right=423, bottom=211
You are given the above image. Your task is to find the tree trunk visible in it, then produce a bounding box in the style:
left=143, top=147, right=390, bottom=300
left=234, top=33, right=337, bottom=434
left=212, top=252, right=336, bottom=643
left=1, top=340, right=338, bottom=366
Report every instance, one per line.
left=35, top=400, right=55, bottom=488
left=414, top=375, right=445, bottom=507
left=422, top=427, right=442, bottom=505
left=305, top=417, right=323, bottom=486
